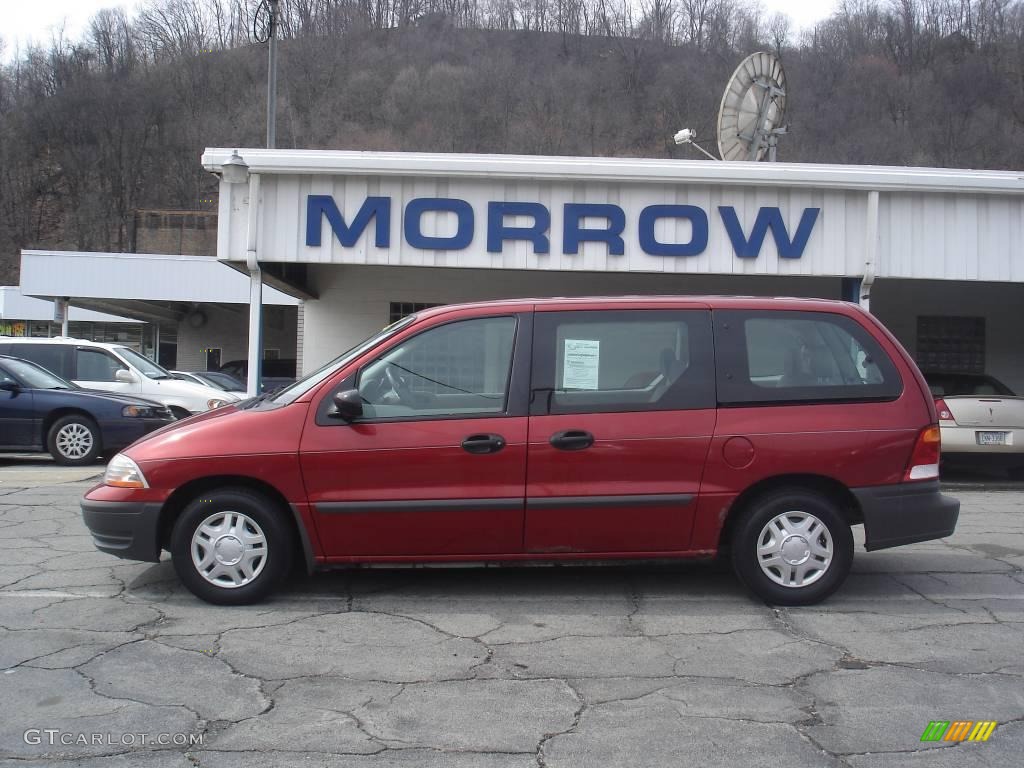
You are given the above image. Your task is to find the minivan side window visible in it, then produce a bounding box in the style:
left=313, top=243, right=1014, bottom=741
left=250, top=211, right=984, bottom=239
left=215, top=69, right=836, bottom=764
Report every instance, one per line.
left=75, top=348, right=122, bottom=382
left=714, top=310, right=902, bottom=405
left=355, top=316, right=517, bottom=419
left=531, top=309, right=715, bottom=414
left=9, top=344, right=72, bottom=379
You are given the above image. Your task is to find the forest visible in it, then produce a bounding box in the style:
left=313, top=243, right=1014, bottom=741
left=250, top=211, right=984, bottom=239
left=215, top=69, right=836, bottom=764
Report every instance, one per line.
left=1, top=0, right=1022, bottom=283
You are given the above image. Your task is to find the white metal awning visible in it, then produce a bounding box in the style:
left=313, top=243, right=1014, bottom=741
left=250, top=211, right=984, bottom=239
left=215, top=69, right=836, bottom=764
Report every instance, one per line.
left=0, top=286, right=139, bottom=323
left=18, top=250, right=303, bottom=326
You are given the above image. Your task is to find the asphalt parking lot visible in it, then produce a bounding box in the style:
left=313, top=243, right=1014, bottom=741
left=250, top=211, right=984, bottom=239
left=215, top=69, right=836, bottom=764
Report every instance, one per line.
left=1, top=457, right=1022, bottom=767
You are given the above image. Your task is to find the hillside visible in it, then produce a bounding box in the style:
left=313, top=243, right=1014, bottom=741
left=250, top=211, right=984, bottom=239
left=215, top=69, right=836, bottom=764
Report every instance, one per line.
left=1, top=0, right=1022, bottom=283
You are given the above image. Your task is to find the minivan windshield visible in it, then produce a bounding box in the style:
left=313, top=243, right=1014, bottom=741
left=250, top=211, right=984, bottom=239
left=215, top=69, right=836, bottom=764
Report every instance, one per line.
left=270, top=315, right=418, bottom=405
left=115, top=347, right=173, bottom=379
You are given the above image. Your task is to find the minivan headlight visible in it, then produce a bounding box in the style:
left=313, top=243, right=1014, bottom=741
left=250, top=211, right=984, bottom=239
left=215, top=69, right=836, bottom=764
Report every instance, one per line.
left=104, top=454, right=149, bottom=489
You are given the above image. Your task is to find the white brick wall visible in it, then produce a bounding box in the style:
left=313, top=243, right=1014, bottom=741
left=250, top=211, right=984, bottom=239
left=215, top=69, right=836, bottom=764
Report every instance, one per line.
left=175, top=304, right=299, bottom=372
left=301, top=264, right=843, bottom=374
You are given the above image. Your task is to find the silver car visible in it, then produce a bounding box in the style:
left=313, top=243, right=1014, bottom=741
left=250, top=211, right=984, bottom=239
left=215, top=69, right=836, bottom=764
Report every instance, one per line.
left=925, top=373, right=1024, bottom=478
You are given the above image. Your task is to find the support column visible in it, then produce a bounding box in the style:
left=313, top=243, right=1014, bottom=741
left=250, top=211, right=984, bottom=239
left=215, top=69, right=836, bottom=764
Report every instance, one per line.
left=55, top=297, right=69, bottom=337
left=861, top=190, right=879, bottom=312
left=246, top=173, right=263, bottom=398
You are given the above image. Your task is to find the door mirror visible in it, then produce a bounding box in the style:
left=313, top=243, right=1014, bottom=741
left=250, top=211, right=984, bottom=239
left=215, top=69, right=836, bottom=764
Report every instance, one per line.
left=329, top=388, right=364, bottom=421
left=0, top=380, right=18, bottom=392
left=115, top=368, right=136, bottom=384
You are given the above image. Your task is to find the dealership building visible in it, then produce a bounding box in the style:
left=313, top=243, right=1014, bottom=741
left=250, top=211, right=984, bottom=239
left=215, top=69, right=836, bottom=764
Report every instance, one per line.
left=201, top=149, right=1024, bottom=391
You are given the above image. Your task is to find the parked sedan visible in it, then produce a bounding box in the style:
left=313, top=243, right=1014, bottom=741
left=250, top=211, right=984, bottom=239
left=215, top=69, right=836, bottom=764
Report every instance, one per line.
left=171, top=370, right=246, bottom=393
left=924, top=372, right=1024, bottom=478
left=0, top=355, right=174, bottom=466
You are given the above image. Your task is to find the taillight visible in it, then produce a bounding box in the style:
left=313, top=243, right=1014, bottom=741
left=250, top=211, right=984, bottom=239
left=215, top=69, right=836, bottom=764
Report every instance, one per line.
left=904, top=425, right=941, bottom=481
left=935, top=398, right=956, bottom=423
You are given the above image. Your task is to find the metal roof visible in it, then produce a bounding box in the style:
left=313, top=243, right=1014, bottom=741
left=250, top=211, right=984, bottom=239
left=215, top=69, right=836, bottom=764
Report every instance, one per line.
left=0, top=286, right=139, bottom=323
left=19, top=251, right=301, bottom=306
left=201, top=148, right=1024, bottom=195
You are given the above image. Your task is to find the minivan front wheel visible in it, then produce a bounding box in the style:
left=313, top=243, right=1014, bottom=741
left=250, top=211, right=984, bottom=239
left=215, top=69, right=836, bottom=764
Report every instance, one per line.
left=731, top=489, right=853, bottom=606
left=170, top=488, right=293, bottom=605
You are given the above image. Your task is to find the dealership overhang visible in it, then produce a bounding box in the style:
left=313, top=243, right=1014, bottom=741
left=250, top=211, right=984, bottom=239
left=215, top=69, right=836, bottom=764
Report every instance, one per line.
left=19, top=250, right=302, bottom=325
left=0, top=286, right=139, bottom=326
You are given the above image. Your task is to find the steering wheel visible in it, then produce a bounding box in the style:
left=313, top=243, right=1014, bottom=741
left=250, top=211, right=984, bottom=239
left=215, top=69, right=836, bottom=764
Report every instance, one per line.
left=385, top=365, right=414, bottom=402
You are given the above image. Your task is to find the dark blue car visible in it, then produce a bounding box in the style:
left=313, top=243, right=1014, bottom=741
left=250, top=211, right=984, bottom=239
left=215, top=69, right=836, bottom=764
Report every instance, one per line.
left=0, top=354, right=174, bottom=466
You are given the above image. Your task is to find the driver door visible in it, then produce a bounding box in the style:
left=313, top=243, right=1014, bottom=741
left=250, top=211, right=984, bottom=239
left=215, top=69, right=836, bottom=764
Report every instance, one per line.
left=300, top=312, right=532, bottom=557
left=0, top=365, right=36, bottom=448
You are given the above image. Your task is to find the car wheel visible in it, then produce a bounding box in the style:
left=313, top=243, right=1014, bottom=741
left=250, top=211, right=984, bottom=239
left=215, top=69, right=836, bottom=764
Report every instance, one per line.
left=730, top=489, right=853, bottom=606
left=170, top=488, right=293, bottom=605
left=47, top=415, right=102, bottom=466
left=168, top=406, right=191, bottom=420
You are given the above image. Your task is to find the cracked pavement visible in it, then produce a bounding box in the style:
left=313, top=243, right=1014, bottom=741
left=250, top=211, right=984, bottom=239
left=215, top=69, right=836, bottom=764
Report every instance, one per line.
left=1, top=462, right=1022, bottom=767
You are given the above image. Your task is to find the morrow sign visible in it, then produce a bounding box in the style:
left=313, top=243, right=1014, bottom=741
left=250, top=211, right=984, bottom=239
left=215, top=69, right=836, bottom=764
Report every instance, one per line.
left=306, top=195, right=821, bottom=259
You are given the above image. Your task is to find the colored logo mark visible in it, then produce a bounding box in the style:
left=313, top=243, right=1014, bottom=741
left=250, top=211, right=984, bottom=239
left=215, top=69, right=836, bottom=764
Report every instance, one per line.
left=920, top=721, right=997, bottom=742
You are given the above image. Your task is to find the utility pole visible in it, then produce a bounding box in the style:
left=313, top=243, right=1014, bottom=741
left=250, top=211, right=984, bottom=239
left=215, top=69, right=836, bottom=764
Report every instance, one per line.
left=244, top=0, right=280, bottom=398
left=266, top=0, right=278, bottom=149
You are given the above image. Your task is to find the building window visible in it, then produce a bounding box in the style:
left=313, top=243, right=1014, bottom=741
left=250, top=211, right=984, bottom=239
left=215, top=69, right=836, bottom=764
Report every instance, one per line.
left=389, top=302, right=440, bottom=324
left=916, top=316, right=985, bottom=374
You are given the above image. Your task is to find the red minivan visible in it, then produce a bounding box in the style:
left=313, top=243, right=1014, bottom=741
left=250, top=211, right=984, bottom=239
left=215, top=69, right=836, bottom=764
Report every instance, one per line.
left=81, top=297, right=959, bottom=605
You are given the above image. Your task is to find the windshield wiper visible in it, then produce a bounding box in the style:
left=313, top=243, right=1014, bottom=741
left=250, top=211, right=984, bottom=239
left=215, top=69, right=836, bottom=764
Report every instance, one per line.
left=240, top=390, right=275, bottom=409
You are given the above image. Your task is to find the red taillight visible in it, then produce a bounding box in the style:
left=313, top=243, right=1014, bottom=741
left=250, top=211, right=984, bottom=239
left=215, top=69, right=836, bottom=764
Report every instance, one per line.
left=935, top=398, right=956, bottom=423
left=904, top=425, right=941, bottom=481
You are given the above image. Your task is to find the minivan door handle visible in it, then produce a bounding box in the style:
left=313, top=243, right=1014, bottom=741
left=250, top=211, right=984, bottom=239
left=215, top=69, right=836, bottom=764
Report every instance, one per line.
left=549, top=430, right=594, bottom=451
left=461, top=433, right=506, bottom=454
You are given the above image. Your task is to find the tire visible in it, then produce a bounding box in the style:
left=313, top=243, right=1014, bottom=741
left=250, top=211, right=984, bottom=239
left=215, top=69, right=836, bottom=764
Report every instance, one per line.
left=730, top=489, right=854, bottom=606
left=168, top=406, right=192, bottom=420
left=47, top=414, right=102, bottom=466
left=170, top=487, right=293, bottom=605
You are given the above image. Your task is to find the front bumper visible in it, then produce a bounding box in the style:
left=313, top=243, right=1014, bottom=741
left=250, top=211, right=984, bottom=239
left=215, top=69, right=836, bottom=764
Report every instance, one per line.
left=80, top=498, right=163, bottom=562
left=852, top=481, right=959, bottom=551
left=98, top=418, right=174, bottom=453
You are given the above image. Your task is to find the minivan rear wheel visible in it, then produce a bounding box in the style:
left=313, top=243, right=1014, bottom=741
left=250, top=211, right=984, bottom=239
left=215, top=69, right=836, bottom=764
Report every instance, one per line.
left=731, top=489, right=853, bottom=606
left=170, top=488, right=293, bottom=605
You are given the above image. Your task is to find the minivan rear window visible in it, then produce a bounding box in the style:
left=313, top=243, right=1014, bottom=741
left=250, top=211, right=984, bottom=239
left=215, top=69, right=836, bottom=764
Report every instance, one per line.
left=4, top=344, right=72, bottom=379
left=714, top=310, right=902, bottom=405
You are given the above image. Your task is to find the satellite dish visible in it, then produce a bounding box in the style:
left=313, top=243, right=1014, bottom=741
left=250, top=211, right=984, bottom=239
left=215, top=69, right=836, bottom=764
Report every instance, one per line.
left=717, top=51, right=788, bottom=162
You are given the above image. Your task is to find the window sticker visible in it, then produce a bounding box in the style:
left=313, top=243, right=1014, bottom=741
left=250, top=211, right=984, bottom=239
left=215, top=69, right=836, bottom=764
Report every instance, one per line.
left=562, top=339, right=600, bottom=390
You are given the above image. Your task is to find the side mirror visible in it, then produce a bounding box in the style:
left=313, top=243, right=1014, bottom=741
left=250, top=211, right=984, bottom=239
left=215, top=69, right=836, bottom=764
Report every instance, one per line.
left=0, top=380, right=18, bottom=392
left=329, top=389, right=364, bottom=421
left=115, top=369, right=136, bottom=384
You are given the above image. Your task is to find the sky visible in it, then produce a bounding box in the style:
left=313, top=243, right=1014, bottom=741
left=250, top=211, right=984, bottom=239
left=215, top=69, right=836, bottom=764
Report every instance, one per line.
left=0, top=0, right=838, bottom=59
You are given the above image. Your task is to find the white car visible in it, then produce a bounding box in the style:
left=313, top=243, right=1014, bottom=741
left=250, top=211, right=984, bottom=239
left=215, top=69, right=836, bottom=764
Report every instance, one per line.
left=925, top=372, right=1024, bottom=478
left=0, top=337, right=239, bottom=417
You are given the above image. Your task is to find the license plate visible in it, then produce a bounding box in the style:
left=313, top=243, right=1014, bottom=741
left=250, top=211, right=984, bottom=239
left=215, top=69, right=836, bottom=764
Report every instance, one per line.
left=977, top=431, right=1008, bottom=446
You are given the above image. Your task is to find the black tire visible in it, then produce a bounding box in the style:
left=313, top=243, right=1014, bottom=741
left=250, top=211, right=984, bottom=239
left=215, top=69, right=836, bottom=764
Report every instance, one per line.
left=46, top=414, right=102, bottom=466
left=170, top=487, right=293, bottom=605
left=730, top=489, right=854, bottom=606
left=168, top=406, right=192, bottom=420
